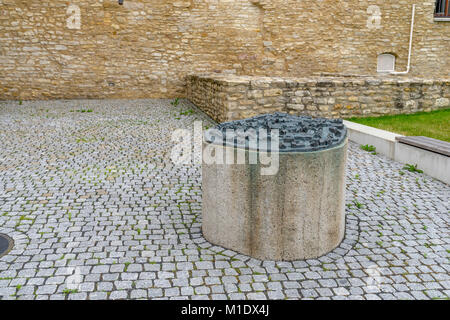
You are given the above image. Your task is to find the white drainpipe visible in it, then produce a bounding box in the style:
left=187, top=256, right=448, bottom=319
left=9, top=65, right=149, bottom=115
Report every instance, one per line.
left=390, top=4, right=416, bottom=75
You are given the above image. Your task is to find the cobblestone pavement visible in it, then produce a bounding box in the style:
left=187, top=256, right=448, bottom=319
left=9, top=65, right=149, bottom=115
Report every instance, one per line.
left=0, top=99, right=449, bottom=300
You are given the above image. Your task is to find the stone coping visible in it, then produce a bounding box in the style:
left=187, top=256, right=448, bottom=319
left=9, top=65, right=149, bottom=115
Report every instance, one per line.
left=187, top=74, right=450, bottom=86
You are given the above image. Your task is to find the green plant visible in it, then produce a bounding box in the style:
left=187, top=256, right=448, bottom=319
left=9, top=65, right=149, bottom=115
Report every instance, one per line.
left=360, top=144, right=376, bottom=153
left=171, top=98, right=180, bottom=107
left=180, top=109, right=194, bottom=116
left=353, top=200, right=363, bottom=209
left=403, top=164, right=423, bottom=173
left=63, top=288, right=78, bottom=295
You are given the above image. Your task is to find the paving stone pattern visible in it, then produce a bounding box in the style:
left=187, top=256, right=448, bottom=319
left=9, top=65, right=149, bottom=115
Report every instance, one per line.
left=0, top=99, right=449, bottom=300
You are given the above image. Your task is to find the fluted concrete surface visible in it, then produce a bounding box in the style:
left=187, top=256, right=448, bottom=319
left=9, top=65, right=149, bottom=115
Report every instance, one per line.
left=202, top=139, right=348, bottom=261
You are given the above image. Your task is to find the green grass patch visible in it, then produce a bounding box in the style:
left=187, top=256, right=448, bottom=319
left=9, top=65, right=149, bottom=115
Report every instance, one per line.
left=348, top=109, right=450, bottom=142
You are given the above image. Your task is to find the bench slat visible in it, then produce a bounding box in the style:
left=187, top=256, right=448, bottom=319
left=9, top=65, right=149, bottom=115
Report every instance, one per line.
left=396, top=136, right=450, bottom=157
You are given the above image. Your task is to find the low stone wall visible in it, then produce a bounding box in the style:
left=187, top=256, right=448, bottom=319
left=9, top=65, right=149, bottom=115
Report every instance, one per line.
left=186, top=74, right=450, bottom=122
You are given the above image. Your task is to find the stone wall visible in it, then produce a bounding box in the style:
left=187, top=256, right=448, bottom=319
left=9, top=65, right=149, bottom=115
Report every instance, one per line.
left=186, top=74, right=450, bottom=122
left=0, top=0, right=449, bottom=100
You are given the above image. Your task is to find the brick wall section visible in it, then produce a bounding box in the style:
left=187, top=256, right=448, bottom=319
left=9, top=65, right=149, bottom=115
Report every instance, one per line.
left=186, top=74, right=450, bottom=122
left=0, top=0, right=449, bottom=100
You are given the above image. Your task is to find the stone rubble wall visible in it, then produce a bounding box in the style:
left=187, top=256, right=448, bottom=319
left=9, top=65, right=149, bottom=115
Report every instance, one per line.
left=186, top=74, right=450, bottom=122
left=0, top=0, right=449, bottom=100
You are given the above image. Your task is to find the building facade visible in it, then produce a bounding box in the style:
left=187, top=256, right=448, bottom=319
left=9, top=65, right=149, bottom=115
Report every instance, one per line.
left=0, top=0, right=449, bottom=100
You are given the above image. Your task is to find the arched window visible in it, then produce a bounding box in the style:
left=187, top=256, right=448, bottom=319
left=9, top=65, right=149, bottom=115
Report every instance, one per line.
left=377, top=54, right=396, bottom=73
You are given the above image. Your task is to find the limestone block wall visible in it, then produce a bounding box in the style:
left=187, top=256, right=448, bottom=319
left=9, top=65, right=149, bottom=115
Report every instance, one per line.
left=0, top=0, right=263, bottom=99
left=0, top=0, right=449, bottom=100
left=186, top=74, right=450, bottom=122
left=252, top=0, right=450, bottom=78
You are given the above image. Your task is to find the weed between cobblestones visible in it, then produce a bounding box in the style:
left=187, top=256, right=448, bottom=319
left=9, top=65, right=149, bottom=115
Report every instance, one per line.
left=0, top=100, right=448, bottom=300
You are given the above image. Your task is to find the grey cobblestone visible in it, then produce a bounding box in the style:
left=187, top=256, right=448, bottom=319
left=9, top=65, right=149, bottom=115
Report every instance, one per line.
left=148, top=288, right=163, bottom=298
left=109, top=291, right=128, bottom=300
left=0, top=99, right=448, bottom=300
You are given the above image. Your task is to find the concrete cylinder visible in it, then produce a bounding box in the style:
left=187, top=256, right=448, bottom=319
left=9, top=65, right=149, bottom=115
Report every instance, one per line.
left=202, top=113, right=348, bottom=261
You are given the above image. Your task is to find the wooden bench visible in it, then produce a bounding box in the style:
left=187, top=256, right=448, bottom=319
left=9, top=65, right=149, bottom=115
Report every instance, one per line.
left=395, top=136, right=450, bottom=157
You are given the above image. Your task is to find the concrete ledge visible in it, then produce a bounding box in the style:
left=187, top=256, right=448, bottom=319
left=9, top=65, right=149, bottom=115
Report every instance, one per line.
left=394, top=143, right=450, bottom=184
left=343, top=120, right=403, bottom=159
left=344, top=120, right=450, bottom=185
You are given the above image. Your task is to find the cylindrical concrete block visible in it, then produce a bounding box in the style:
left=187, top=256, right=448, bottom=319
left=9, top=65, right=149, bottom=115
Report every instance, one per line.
left=202, top=113, right=348, bottom=261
